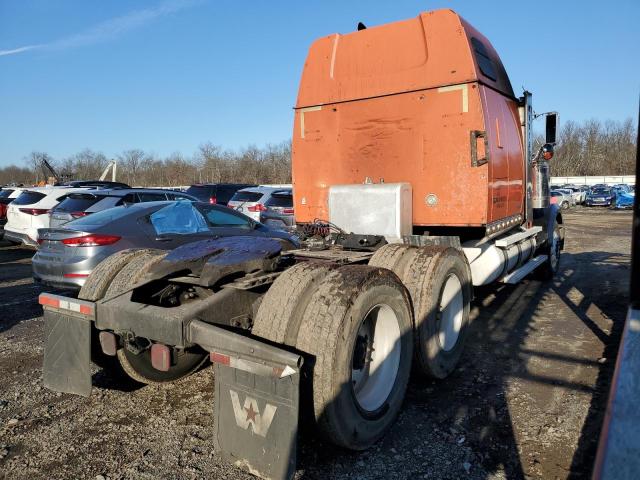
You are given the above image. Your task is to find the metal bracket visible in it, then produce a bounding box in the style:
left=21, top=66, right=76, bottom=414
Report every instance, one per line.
left=470, top=130, right=489, bottom=167
left=403, top=235, right=461, bottom=249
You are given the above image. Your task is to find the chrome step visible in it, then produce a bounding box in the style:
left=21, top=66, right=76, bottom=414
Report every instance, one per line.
left=500, top=255, right=548, bottom=284
left=495, top=226, right=542, bottom=248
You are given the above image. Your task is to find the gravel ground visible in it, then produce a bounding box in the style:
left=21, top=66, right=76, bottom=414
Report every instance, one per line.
left=0, top=208, right=631, bottom=480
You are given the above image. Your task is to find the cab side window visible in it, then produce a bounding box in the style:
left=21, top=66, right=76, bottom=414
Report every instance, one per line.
left=470, top=37, right=496, bottom=81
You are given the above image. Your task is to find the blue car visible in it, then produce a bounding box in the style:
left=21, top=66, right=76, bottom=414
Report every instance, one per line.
left=615, top=191, right=635, bottom=209
left=585, top=187, right=616, bottom=207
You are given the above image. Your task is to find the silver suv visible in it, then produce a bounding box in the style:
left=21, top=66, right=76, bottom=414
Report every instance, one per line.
left=227, top=186, right=294, bottom=229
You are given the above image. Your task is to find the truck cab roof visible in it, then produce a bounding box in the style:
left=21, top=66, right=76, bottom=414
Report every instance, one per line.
left=296, top=9, right=514, bottom=109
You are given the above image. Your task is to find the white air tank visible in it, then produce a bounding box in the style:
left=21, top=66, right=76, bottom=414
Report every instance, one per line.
left=463, top=236, right=536, bottom=286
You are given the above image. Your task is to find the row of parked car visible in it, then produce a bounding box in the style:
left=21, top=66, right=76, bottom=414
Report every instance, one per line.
left=550, top=183, right=635, bottom=209
left=0, top=181, right=296, bottom=291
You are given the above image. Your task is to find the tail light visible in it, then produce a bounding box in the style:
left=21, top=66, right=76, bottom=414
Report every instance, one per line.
left=247, top=204, right=268, bottom=212
left=209, top=196, right=217, bottom=204
left=19, top=208, right=49, bottom=216
left=70, top=211, right=89, bottom=218
left=0, top=204, right=6, bottom=218
left=63, top=273, right=90, bottom=278
left=62, top=234, right=121, bottom=247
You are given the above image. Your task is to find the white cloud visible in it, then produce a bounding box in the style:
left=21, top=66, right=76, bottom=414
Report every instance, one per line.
left=0, top=45, right=43, bottom=57
left=0, top=0, right=201, bottom=58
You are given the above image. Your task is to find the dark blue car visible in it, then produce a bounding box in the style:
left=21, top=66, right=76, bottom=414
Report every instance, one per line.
left=585, top=187, right=616, bottom=207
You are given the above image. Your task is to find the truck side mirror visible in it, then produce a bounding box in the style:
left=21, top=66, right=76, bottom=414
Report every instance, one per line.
left=545, top=113, right=558, bottom=145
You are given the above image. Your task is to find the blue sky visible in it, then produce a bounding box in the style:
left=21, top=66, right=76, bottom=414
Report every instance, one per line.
left=0, top=0, right=638, bottom=166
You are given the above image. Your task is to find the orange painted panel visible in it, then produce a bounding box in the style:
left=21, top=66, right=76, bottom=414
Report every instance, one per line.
left=293, top=84, right=490, bottom=226
left=292, top=9, right=523, bottom=228
left=296, top=9, right=514, bottom=109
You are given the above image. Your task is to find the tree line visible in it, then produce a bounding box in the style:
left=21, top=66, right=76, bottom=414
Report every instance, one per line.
left=536, top=118, right=637, bottom=177
left=0, top=118, right=636, bottom=187
left=0, top=142, right=292, bottom=187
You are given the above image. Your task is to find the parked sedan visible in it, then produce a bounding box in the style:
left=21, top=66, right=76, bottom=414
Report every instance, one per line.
left=550, top=190, right=571, bottom=210
left=555, top=188, right=577, bottom=206
left=561, top=185, right=586, bottom=204
left=585, top=187, right=616, bottom=207
left=32, top=200, right=297, bottom=290
left=48, top=188, right=197, bottom=228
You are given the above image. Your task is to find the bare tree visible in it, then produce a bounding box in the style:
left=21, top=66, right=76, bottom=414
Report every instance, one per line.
left=4, top=119, right=631, bottom=188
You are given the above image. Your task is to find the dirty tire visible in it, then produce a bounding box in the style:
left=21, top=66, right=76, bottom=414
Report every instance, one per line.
left=103, top=250, right=165, bottom=300
left=537, top=219, right=562, bottom=281
left=106, top=251, right=208, bottom=384
left=79, top=249, right=157, bottom=371
left=405, top=247, right=472, bottom=379
left=296, top=265, right=413, bottom=450
left=79, top=249, right=155, bottom=302
left=252, top=261, right=335, bottom=345
left=369, top=244, right=421, bottom=282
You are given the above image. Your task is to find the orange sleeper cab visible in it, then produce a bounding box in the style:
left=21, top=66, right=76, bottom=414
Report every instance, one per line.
left=292, top=9, right=525, bottom=228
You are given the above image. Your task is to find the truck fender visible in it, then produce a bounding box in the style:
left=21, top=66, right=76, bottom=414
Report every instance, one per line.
left=546, top=204, right=565, bottom=250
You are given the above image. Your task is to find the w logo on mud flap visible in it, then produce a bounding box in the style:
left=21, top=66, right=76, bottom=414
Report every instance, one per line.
left=229, top=390, right=277, bottom=437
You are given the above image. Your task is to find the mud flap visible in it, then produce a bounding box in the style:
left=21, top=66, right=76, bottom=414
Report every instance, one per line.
left=214, top=363, right=300, bottom=480
left=187, top=320, right=302, bottom=480
left=43, top=309, right=92, bottom=397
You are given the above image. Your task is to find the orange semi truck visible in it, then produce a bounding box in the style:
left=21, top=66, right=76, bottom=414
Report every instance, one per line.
left=38, top=10, right=563, bottom=480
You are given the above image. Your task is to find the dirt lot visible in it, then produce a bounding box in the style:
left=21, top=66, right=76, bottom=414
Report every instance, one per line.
left=0, top=208, right=631, bottom=480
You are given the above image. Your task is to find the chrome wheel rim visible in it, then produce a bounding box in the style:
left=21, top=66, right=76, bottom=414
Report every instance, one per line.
left=438, top=274, right=464, bottom=352
left=351, top=304, right=401, bottom=412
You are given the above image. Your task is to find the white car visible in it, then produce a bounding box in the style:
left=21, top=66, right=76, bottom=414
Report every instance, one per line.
left=0, top=187, right=27, bottom=240
left=561, top=186, right=586, bottom=204
left=227, top=186, right=294, bottom=224
left=4, top=187, right=92, bottom=247
left=555, top=188, right=578, bottom=206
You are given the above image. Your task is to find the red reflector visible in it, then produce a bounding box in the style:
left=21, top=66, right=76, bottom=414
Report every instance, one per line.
left=151, top=344, right=171, bottom=371
left=247, top=204, right=267, bottom=212
left=79, top=304, right=93, bottom=315
left=39, top=295, right=58, bottom=308
left=282, top=208, right=294, bottom=214
left=99, top=332, right=117, bottom=356
left=62, top=234, right=121, bottom=247
left=63, top=273, right=90, bottom=278
left=209, top=196, right=217, bottom=204
left=19, top=208, right=49, bottom=216
left=210, top=352, right=230, bottom=365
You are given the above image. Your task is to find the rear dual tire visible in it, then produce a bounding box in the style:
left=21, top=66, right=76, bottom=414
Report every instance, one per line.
left=370, top=245, right=472, bottom=380
left=253, top=264, right=414, bottom=450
